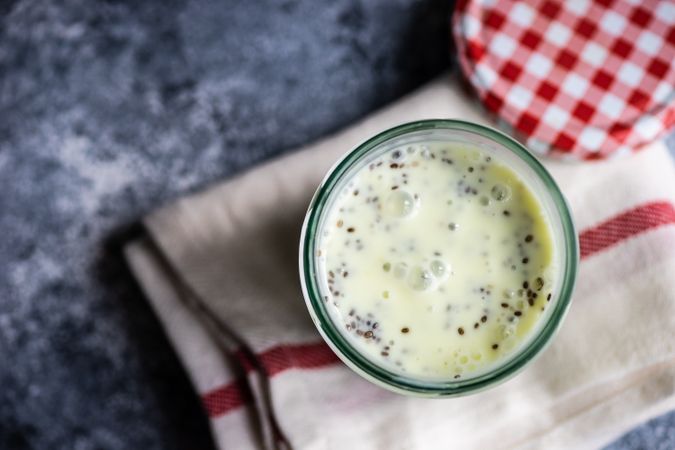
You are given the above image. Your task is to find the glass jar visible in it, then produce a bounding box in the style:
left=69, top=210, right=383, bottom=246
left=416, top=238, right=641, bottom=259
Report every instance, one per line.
left=299, top=119, right=578, bottom=396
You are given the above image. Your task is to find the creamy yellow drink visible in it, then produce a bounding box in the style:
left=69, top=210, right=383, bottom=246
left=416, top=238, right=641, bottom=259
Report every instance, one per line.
left=315, top=143, right=558, bottom=381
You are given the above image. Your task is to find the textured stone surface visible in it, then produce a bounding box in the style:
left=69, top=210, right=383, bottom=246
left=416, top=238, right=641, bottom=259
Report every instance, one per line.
left=0, top=0, right=672, bottom=448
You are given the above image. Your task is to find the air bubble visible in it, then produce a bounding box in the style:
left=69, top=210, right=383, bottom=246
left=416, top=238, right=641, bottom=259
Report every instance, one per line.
left=406, top=145, right=416, bottom=154
left=491, top=183, right=511, bottom=202
left=385, top=191, right=417, bottom=218
left=503, top=289, right=515, bottom=299
left=501, top=323, right=516, bottom=338
left=420, top=145, right=431, bottom=159
left=393, top=262, right=408, bottom=279
left=408, top=266, right=433, bottom=291
left=479, top=195, right=491, bottom=206
left=430, top=260, right=448, bottom=278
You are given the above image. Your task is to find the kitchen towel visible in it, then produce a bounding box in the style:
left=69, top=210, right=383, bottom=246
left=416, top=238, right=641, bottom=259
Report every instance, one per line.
left=125, top=75, right=675, bottom=450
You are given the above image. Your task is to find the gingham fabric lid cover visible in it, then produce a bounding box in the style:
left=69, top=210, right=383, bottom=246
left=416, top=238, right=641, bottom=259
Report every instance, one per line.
left=453, top=0, right=675, bottom=160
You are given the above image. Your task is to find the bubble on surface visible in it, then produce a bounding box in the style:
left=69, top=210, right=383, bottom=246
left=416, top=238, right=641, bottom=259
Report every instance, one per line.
left=430, top=260, right=447, bottom=278
left=479, top=195, right=491, bottom=206
left=393, top=262, right=408, bottom=279
left=501, top=323, right=517, bottom=338
left=408, top=266, right=433, bottom=291
left=491, top=183, right=511, bottom=202
left=384, top=190, right=417, bottom=218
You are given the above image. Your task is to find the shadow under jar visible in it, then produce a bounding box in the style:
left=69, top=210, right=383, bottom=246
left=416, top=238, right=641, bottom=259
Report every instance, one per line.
left=300, top=119, right=578, bottom=397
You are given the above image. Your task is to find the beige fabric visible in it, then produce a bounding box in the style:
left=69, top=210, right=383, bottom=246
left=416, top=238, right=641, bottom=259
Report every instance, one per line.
left=125, top=75, right=675, bottom=450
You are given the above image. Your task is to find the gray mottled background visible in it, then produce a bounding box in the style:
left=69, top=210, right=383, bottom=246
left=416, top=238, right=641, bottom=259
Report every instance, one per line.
left=0, top=1, right=673, bottom=448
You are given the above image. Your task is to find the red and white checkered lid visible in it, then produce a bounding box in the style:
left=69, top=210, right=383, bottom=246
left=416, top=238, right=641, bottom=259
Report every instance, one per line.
left=453, top=0, right=675, bottom=160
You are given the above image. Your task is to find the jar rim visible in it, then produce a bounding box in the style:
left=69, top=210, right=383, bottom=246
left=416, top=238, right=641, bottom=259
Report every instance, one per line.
left=299, top=119, right=579, bottom=397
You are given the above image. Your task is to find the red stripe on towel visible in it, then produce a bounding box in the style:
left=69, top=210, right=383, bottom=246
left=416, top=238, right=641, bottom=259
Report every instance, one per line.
left=202, top=380, right=252, bottom=417
left=579, top=201, right=675, bottom=258
left=258, top=342, right=341, bottom=376
left=203, top=200, right=675, bottom=418
left=204, top=343, right=339, bottom=417
left=231, top=343, right=340, bottom=375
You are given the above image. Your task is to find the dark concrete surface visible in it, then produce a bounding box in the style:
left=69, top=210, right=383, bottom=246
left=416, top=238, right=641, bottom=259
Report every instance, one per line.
left=0, top=1, right=672, bottom=448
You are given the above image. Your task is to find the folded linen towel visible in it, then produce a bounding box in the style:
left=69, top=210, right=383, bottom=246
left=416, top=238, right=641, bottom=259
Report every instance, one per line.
left=125, top=75, right=675, bottom=450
